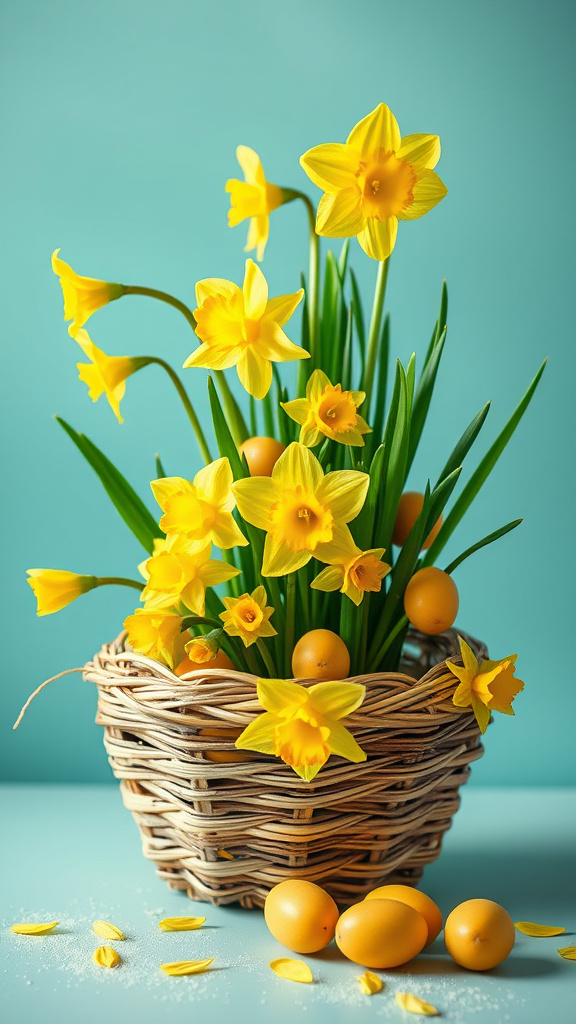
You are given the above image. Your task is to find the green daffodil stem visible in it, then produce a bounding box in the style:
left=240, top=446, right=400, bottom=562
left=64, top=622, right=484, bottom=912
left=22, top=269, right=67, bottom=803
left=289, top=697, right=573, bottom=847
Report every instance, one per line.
left=243, top=644, right=262, bottom=676
left=213, top=371, right=249, bottom=446
left=256, top=639, right=277, bottom=679
left=368, top=613, right=409, bottom=673
left=123, top=285, right=197, bottom=331
left=140, top=358, right=212, bottom=464
left=362, top=258, right=390, bottom=403
left=284, top=572, right=297, bottom=677
left=95, top=577, right=144, bottom=591
left=280, top=189, right=319, bottom=361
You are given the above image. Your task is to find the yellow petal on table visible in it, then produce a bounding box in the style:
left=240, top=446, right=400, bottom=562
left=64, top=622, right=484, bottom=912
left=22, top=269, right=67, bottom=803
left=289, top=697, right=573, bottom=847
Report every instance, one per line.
left=395, top=992, right=440, bottom=1016
left=158, top=916, right=206, bottom=932
left=93, top=946, right=121, bottom=968
left=357, top=971, right=383, bottom=994
left=515, top=921, right=566, bottom=937
left=92, top=920, right=125, bottom=940
left=557, top=947, right=576, bottom=960
left=10, top=921, right=59, bottom=935
left=160, top=958, right=214, bottom=976
left=269, top=958, right=313, bottom=983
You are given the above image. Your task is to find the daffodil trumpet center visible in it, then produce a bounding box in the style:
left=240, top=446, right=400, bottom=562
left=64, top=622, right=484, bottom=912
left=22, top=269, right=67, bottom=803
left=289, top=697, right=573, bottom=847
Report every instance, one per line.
left=316, top=388, right=358, bottom=434
left=358, top=150, right=416, bottom=219
left=348, top=555, right=387, bottom=593
left=274, top=717, right=330, bottom=768
left=271, top=487, right=333, bottom=552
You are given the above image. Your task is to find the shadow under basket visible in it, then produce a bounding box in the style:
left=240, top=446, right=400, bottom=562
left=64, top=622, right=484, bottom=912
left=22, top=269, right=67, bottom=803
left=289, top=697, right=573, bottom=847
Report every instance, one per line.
left=85, top=628, right=487, bottom=909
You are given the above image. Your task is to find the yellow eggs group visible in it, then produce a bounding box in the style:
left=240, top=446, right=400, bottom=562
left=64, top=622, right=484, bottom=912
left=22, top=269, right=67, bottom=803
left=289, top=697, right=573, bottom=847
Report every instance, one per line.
left=444, top=899, right=515, bottom=971
left=335, top=898, right=428, bottom=969
left=264, top=879, right=339, bottom=954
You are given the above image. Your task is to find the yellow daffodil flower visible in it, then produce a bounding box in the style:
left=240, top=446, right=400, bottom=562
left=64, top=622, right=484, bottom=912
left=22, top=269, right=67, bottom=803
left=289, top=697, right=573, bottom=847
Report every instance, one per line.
left=310, top=530, right=390, bottom=606
left=183, top=260, right=307, bottom=400
left=235, top=677, right=367, bottom=781
left=226, top=146, right=285, bottom=262
left=151, top=458, right=247, bottom=552
left=27, top=569, right=97, bottom=616
left=73, top=327, right=144, bottom=423
left=220, top=586, right=277, bottom=647
left=300, top=103, right=447, bottom=261
left=124, top=608, right=184, bottom=669
left=282, top=369, right=371, bottom=447
left=140, top=537, right=240, bottom=616
left=446, top=636, right=525, bottom=734
left=52, top=249, right=124, bottom=333
left=185, top=632, right=222, bottom=663
left=233, top=442, right=369, bottom=576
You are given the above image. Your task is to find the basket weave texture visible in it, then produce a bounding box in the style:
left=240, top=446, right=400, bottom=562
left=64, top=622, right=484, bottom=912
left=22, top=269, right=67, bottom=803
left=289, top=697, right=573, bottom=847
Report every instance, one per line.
left=85, top=628, right=487, bottom=909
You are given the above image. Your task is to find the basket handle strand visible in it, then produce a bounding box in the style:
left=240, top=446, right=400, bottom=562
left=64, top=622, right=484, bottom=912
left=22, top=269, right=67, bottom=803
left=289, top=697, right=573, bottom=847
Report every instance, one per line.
left=13, top=668, right=85, bottom=730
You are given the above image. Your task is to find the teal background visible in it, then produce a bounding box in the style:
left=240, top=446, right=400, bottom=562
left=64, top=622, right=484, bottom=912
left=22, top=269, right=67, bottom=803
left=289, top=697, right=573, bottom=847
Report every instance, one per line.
left=1, top=0, right=574, bottom=784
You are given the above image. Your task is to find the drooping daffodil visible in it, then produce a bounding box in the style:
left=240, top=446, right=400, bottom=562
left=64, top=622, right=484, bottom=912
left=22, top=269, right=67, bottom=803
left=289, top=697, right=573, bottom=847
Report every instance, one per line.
left=226, top=146, right=285, bottom=261
left=446, top=636, right=524, bottom=734
left=300, top=103, right=447, bottom=261
left=52, top=249, right=124, bottom=334
left=73, top=328, right=146, bottom=423
left=183, top=260, right=307, bottom=399
left=282, top=369, right=371, bottom=447
left=27, top=569, right=98, bottom=616
left=151, top=458, right=248, bottom=552
left=232, top=442, right=369, bottom=577
left=235, top=677, right=367, bottom=781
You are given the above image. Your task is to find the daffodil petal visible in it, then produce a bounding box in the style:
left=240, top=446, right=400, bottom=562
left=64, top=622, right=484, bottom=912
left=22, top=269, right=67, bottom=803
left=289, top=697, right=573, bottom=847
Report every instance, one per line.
left=233, top=476, right=279, bottom=529
left=256, top=677, right=307, bottom=713
left=243, top=259, right=268, bottom=319
left=325, top=720, right=366, bottom=762
left=397, top=133, right=441, bottom=170
left=183, top=342, right=241, bottom=371
left=237, top=349, right=273, bottom=399
left=200, top=559, right=240, bottom=587
left=291, top=761, right=325, bottom=781
left=93, top=946, right=121, bottom=968
left=272, top=442, right=323, bottom=493
left=308, top=681, right=366, bottom=719
left=158, top=916, right=206, bottom=931
left=515, top=922, right=566, bottom=937
left=211, top=512, right=249, bottom=550
left=236, top=145, right=265, bottom=185
left=160, top=958, right=214, bottom=976
left=264, top=290, right=304, bottom=327
left=395, top=991, right=439, bottom=1015
left=398, top=169, right=447, bottom=221
left=257, top=320, right=308, bottom=361
left=299, top=142, right=358, bottom=191
left=457, top=636, right=479, bottom=676
left=281, top=398, right=309, bottom=426
left=247, top=215, right=269, bottom=261
left=193, top=457, right=234, bottom=508
left=358, top=971, right=383, bottom=994
left=92, top=920, right=125, bottom=940
left=314, top=523, right=359, bottom=564
left=195, top=277, right=240, bottom=305
left=307, top=369, right=331, bottom=401
left=316, top=188, right=364, bottom=237
left=235, top=711, right=277, bottom=755
left=347, top=103, right=401, bottom=156
left=269, top=958, right=313, bottom=983
left=262, top=534, right=311, bottom=576
left=557, top=947, right=576, bottom=959
left=472, top=697, right=491, bottom=734
left=357, top=216, right=398, bottom=260
left=310, top=565, right=345, bottom=592
left=10, top=922, right=59, bottom=935
left=316, top=469, right=369, bottom=523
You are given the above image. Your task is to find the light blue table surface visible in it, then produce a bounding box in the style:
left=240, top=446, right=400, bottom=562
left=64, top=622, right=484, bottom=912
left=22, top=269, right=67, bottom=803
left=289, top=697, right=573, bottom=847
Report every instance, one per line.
left=1, top=784, right=574, bottom=1024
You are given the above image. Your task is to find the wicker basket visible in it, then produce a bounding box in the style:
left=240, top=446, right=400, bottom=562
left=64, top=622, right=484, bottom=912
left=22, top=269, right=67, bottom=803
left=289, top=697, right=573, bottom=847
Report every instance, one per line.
left=85, top=628, right=486, bottom=909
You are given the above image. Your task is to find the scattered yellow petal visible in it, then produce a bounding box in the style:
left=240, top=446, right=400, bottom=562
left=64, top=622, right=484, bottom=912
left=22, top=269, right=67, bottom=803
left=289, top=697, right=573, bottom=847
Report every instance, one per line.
left=395, top=992, right=440, bottom=1016
left=217, top=849, right=234, bottom=860
left=92, top=920, right=125, bottom=940
left=160, top=958, right=214, bottom=976
left=515, top=921, right=566, bottom=937
left=557, top=947, right=576, bottom=960
left=158, top=916, right=206, bottom=932
left=357, top=971, right=383, bottom=994
left=10, top=921, right=59, bottom=935
left=93, top=946, right=121, bottom=968
left=269, top=958, right=313, bottom=983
